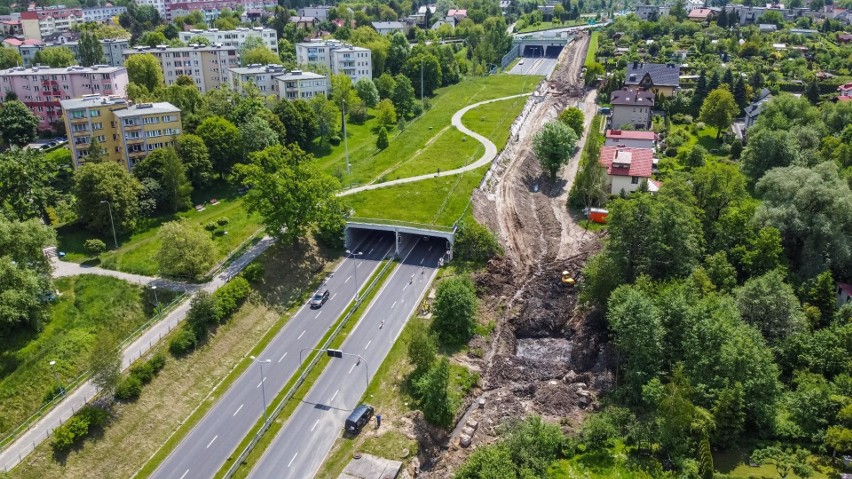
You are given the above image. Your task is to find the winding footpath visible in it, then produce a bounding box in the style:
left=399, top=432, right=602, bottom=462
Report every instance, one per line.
left=339, top=92, right=532, bottom=197
left=0, top=237, right=275, bottom=473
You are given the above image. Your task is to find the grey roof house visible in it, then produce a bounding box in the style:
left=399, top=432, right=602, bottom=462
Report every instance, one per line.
left=624, top=62, right=680, bottom=96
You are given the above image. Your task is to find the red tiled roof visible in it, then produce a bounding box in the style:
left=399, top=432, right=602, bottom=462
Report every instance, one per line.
left=3, top=38, right=21, bottom=45
left=839, top=283, right=852, bottom=296
left=599, top=146, right=654, bottom=178
left=688, top=8, right=714, bottom=18
left=838, top=82, right=852, bottom=90
left=606, top=129, right=659, bottom=141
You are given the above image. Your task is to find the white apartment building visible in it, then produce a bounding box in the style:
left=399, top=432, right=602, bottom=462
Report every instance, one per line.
left=135, top=0, right=167, bottom=18
left=296, top=39, right=372, bottom=83
left=82, top=6, right=127, bottom=22
left=275, top=70, right=327, bottom=100
left=228, top=63, right=284, bottom=95
left=18, top=37, right=130, bottom=67
left=227, top=64, right=328, bottom=100
left=178, top=27, right=278, bottom=53
left=123, top=44, right=238, bottom=93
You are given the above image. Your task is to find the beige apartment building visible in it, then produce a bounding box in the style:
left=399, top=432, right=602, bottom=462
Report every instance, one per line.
left=123, top=44, right=238, bottom=93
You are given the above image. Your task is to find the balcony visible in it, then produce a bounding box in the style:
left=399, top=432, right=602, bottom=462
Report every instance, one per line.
left=70, top=117, right=88, bottom=124
left=127, top=150, right=147, bottom=159
left=124, top=137, right=144, bottom=145
left=123, top=123, right=142, bottom=131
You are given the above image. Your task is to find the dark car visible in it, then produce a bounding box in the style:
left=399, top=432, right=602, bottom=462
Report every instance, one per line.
left=345, top=404, right=374, bottom=434
left=310, top=288, right=330, bottom=308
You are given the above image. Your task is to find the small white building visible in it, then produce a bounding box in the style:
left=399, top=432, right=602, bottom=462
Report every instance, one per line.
left=838, top=283, right=852, bottom=308
left=598, top=146, right=659, bottom=195
left=371, top=21, right=404, bottom=35
left=297, top=6, right=332, bottom=21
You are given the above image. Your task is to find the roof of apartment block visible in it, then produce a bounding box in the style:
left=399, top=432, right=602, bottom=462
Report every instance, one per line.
left=0, top=65, right=125, bottom=75
left=112, top=102, right=181, bottom=117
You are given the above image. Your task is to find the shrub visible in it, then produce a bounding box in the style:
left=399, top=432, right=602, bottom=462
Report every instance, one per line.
left=242, top=262, right=265, bottom=283
left=216, top=217, right=229, bottom=226
left=52, top=423, right=77, bottom=452
left=114, top=375, right=142, bottom=401
left=186, top=290, right=219, bottom=336
left=329, top=135, right=341, bottom=146
left=129, top=361, right=155, bottom=384
left=50, top=405, right=108, bottom=453
left=432, top=276, right=477, bottom=347
left=148, top=352, right=166, bottom=373
left=169, top=326, right=197, bottom=356
left=84, top=238, right=107, bottom=256
left=730, top=139, right=743, bottom=159
left=79, top=405, right=109, bottom=428
left=213, top=276, right=251, bottom=320
left=455, top=220, right=501, bottom=263
left=203, top=222, right=218, bottom=231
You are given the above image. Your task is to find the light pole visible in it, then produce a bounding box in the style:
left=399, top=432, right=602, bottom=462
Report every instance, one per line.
left=346, top=249, right=363, bottom=301
left=341, top=99, right=350, bottom=176
left=223, top=230, right=230, bottom=253
left=99, top=200, right=118, bottom=249
left=250, top=356, right=272, bottom=424
left=49, top=360, right=64, bottom=398
left=300, top=348, right=369, bottom=405
left=420, top=58, right=424, bottom=108
left=151, top=285, right=160, bottom=316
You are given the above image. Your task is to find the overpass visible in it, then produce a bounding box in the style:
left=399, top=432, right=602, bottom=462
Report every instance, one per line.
left=345, top=218, right=456, bottom=261
left=513, top=30, right=574, bottom=58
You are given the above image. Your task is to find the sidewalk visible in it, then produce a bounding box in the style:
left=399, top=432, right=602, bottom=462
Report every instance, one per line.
left=0, top=236, right=275, bottom=473
left=51, top=258, right=197, bottom=293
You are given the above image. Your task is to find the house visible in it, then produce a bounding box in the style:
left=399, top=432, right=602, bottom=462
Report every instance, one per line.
left=789, top=28, right=818, bottom=35
left=609, top=88, right=655, bottom=130
left=837, top=82, right=852, bottom=96
left=297, top=6, right=332, bottom=21
left=837, top=283, right=852, bottom=308
left=758, top=23, right=777, bottom=32
left=289, top=16, right=318, bottom=29
left=418, top=4, right=437, bottom=14
left=685, top=0, right=705, bottom=11
left=838, top=33, right=852, bottom=44
left=744, top=88, right=772, bottom=131
left=605, top=129, right=659, bottom=149
left=687, top=8, right=715, bottom=21
left=635, top=4, right=670, bottom=20
left=624, top=62, right=680, bottom=97
left=371, top=21, right=404, bottom=35
left=598, top=146, right=659, bottom=195
left=446, top=9, right=467, bottom=22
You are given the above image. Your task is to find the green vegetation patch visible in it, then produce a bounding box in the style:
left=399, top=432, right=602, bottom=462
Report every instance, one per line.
left=462, top=95, right=530, bottom=151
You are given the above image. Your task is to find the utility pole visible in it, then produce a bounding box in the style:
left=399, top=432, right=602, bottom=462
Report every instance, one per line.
left=420, top=59, right=424, bottom=108
left=100, top=200, right=118, bottom=249
left=341, top=98, right=350, bottom=175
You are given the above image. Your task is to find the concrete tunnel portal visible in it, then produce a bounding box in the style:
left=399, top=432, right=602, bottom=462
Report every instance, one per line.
left=344, top=222, right=455, bottom=263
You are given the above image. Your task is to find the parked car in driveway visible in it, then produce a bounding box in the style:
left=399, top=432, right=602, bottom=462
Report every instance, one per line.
left=310, top=288, right=330, bottom=308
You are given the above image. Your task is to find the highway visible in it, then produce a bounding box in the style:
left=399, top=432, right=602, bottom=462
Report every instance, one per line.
left=249, top=237, right=445, bottom=479
left=150, top=232, right=394, bottom=479
left=508, top=57, right=559, bottom=76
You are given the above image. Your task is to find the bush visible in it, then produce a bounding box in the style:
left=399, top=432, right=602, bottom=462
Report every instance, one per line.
left=730, top=139, right=743, bottom=159
left=148, top=351, right=166, bottom=373
left=51, top=406, right=108, bottom=452
left=203, top=221, right=218, bottom=231
left=216, top=217, right=229, bottom=226
left=186, top=290, right=219, bottom=336
left=242, top=262, right=265, bottom=283
left=432, top=276, right=477, bottom=347
left=129, top=361, right=154, bottom=384
left=84, top=238, right=107, bottom=256
left=169, top=326, right=197, bottom=356
left=79, top=405, right=109, bottom=428
left=455, top=220, right=501, bottom=263
left=114, top=375, right=142, bottom=401
left=52, top=423, right=77, bottom=452
left=213, top=276, right=251, bottom=320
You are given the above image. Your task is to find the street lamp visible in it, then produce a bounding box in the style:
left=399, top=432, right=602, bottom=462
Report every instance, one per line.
left=99, top=200, right=118, bottom=249
left=49, top=360, right=64, bottom=398
left=250, top=356, right=272, bottom=424
left=223, top=230, right=230, bottom=253
left=151, top=285, right=160, bottom=316
left=346, top=250, right=363, bottom=301
left=341, top=99, right=350, bottom=176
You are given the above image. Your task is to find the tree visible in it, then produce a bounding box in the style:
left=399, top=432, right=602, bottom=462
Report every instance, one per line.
left=137, top=31, right=168, bottom=48
left=376, top=126, right=389, bottom=150
left=533, top=121, right=578, bottom=180
left=403, top=52, right=442, bottom=98
left=0, top=100, right=38, bottom=147
left=454, top=443, right=516, bottom=479
left=699, top=87, right=738, bottom=139
left=196, top=116, right=241, bottom=176
left=733, top=78, right=748, bottom=112
left=735, top=269, right=806, bottom=344
left=0, top=217, right=55, bottom=331
left=558, top=106, right=585, bottom=137
left=432, top=276, right=477, bottom=346
left=125, top=53, right=164, bottom=93
left=134, top=147, right=192, bottom=212
left=273, top=99, right=317, bottom=149
left=78, top=31, right=104, bottom=67
left=806, top=270, right=837, bottom=326
left=375, top=73, right=396, bottom=99
left=73, top=162, right=142, bottom=235
left=84, top=238, right=107, bottom=256
left=236, top=145, right=344, bottom=245
left=754, top=163, right=852, bottom=278
left=88, top=137, right=106, bottom=163
left=239, top=117, right=280, bottom=153
left=741, top=128, right=800, bottom=184
left=691, top=162, right=747, bottom=238
left=186, top=290, right=218, bottom=336
left=375, top=98, right=397, bottom=126
left=33, top=47, right=76, bottom=67
left=354, top=78, right=379, bottom=108
left=414, top=357, right=453, bottom=427
left=825, top=404, right=852, bottom=455
left=607, top=285, right=664, bottom=400
left=386, top=32, right=410, bottom=75
left=408, top=320, right=437, bottom=380
left=711, top=382, right=746, bottom=448
left=241, top=46, right=281, bottom=66
left=0, top=46, right=22, bottom=69
left=157, top=220, right=215, bottom=279
left=0, top=149, right=57, bottom=220
left=806, top=77, right=820, bottom=105
left=89, top=334, right=121, bottom=395
left=704, top=251, right=737, bottom=293
left=391, top=74, right=416, bottom=118
left=751, top=446, right=813, bottom=479
left=175, top=133, right=212, bottom=188
left=454, top=220, right=500, bottom=263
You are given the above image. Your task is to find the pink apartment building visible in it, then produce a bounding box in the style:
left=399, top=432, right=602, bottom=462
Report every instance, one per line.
left=0, top=65, right=129, bottom=131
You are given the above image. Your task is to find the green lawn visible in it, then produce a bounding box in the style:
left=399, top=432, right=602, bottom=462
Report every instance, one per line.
left=57, top=183, right=261, bottom=276
left=586, top=30, right=599, bottom=67
left=714, top=449, right=834, bottom=479
left=462, top=94, right=530, bottom=150
left=519, top=19, right=586, bottom=33
left=0, top=275, right=178, bottom=438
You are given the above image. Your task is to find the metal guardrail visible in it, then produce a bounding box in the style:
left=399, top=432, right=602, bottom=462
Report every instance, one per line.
left=222, top=255, right=396, bottom=479
left=347, top=217, right=457, bottom=234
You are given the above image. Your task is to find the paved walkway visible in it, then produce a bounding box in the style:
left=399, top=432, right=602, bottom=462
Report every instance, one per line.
left=51, top=259, right=196, bottom=292
left=0, top=236, right=275, bottom=473
left=339, top=93, right=532, bottom=197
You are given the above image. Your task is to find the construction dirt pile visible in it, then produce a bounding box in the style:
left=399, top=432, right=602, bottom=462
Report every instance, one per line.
left=412, top=31, right=616, bottom=478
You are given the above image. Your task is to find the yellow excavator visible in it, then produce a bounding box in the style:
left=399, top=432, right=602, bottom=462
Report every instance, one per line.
left=561, top=271, right=575, bottom=288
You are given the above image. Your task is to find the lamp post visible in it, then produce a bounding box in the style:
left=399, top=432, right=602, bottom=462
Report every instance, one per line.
left=341, top=99, right=350, bottom=176
left=250, top=356, right=272, bottom=424
left=49, top=360, right=64, bottom=398
left=223, top=230, right=230, bottom=253
left=151, top=285, right=160, bottom=316
left=99, top=200, right=118, bottom=249
left=420, top=58, right=424, bottom=107
left=346, top=249, right=363, bottom=300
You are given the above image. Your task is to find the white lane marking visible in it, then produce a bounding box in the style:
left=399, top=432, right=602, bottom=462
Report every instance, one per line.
left=206, top=435, right=218, bottom=449
left=257, top=377, right=266, bottom=388
left=331, top=389, right=339, bottom=402
left=278, top=352, right=287, bottom=363
left=315, top=310, right=322, bottom=319
left=420, top=258, right=424, bottom=265
left=402, top=283, right=408, bottom=291
left=349, top=362, right=357, bottom=374
left=298, top=330, right=305, bottom=340
left=345, top=275, right=351, bottom=283
left=330, top=293, right=337, bottom=301
left=233, top=404, right=243, bottom=416
left=180, top=469, right=189, bottom=479
left=428, top=245, right=433, bottom=251
left=370, top=248, right=374, bottom=254
left=391, top=301, right=397, bottom=309
left=364, top=340, right=372, bottom=350
left=288, top=453, right=298, bottom=468
left=311, top=419, right=319, bottom=432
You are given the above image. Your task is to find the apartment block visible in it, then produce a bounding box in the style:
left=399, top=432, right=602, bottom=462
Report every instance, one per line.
left=123, top=44, right=238, bottom=93
left=61, top=95, right=182, bottom=170
left=296, top=39, right=372, bottom=83
left=17, top=38, right=130, bottom=67
left=82, top=5, right=127, bottom=22
left=167, top=0, right=275, bottom=22
left=227, top=64, right=328, bottom=99
left=136, top=0, right=167, bottom=18
left=20, top=6, right=83, bottom=41
left=178, top=27, right=278, bottom=53
left=0, top=65, right=129, bottom=130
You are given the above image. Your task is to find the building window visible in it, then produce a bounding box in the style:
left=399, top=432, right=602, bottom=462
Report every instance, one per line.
left=631, top=176, right=639, bottom=184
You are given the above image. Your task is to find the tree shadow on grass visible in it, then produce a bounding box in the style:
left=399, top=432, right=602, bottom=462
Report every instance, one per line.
left=251, top=238, right=337, bottom=311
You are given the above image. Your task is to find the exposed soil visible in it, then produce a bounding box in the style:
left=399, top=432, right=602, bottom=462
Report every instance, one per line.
left=408, top=31, right=616, bottom=477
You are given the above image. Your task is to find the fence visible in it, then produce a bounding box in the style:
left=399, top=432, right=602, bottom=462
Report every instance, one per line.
left=347, top=217, right=457, bottom=233
left=222, top=255, right=396, bottom=479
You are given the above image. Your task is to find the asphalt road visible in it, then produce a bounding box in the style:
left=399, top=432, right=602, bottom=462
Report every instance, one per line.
left=508, top=57, right=559, bottom=76
left=249, top=238, right=446, bottom=479
left=150, top=232, right=394, bottom=479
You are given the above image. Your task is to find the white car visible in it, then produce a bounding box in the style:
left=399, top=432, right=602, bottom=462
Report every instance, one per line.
left=518, top=59, right=525, bottom=65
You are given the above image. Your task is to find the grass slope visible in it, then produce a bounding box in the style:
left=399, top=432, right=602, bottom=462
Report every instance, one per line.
left=585, top=30, right=599, bottom=67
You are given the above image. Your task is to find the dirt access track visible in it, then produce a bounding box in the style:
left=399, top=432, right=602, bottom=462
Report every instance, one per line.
left=412, top=31, right=616, bottom=477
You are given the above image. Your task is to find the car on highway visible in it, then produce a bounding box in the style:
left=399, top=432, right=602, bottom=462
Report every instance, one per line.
left=518, top=59, right=525, bottom=65
left=310, top=288, right=330, bottom=308
left=345, top=404, right=374, bottom=434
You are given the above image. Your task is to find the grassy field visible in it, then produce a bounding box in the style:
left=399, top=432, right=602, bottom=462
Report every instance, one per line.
left=56, top=183, right=261, bottom=276
left=8, top=241, right=333, bottom=479
left=462, top=94, right=530, bottom=150
left=0, top=275, right=178, bottom=438
left=518, top=19, right=586, bottom=33
left=586, top=30, right=599, bottom=67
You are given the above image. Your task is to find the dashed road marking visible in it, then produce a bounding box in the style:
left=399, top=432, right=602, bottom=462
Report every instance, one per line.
left=278, top=352, right=287, bottom=363
left=311, top=419, right=319, bottom=432
left=345, top=275, right=351, bottom=283
left=315, top=310, right=322, bottom=319
left=331, top=389, right=339, bottom=402
left=330, top=293, right=337, bottom=301
left=180, top=469, right=189, bottom=479
left=257, top=377, right=266, bottom=388
left=233, top=404, right=243, bottom=416
left=298, top=330, right=305, bottom=340
left=391, top=301, right=397, bottom=309
left=288, top=453, right=298, bottom=468
left=206, top=435, right=218, bottom=449
left=364, top=340, right=372, bottom=350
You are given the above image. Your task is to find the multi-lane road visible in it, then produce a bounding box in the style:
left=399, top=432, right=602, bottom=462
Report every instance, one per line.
left=151, top=232, right=394, bottom=479
left=249, top=237, right=445, bottom=478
